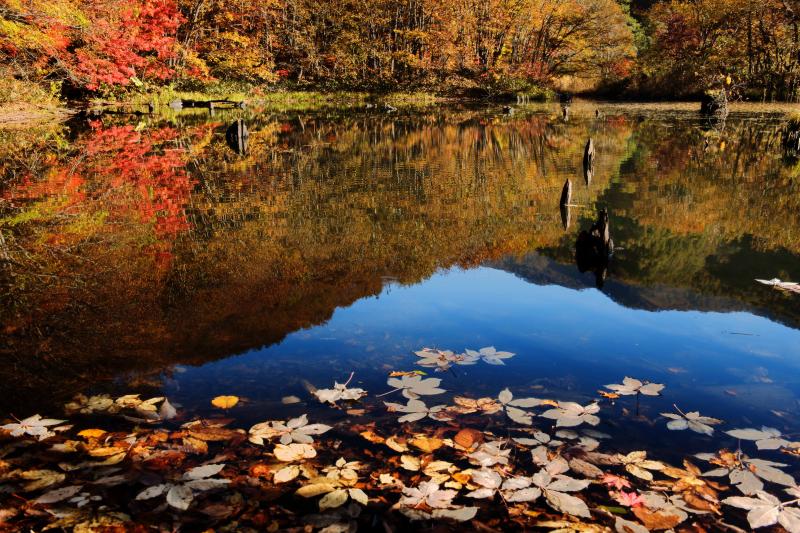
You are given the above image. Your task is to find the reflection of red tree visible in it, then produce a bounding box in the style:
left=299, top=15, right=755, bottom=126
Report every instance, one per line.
left=3, top=168, right=85, bottom=207
left=4, top=121, right=200, bottom=272
left=82, top=121, right=195, bottom=239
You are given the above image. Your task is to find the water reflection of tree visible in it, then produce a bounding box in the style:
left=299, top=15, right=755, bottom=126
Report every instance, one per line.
left=1, top=110, right=799, bottom=414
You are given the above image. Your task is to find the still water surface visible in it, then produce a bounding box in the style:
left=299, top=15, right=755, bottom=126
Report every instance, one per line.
left=2, top=101, right=799, bottom=454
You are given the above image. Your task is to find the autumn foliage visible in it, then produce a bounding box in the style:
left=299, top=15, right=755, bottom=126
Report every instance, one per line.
left=4, top=0, right=800, bottom=100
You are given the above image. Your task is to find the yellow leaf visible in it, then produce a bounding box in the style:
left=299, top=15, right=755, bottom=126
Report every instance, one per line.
left=385, top=436, right=409, bottom=452
left=88, top=446, right=125, bottom=457
left=400, top=454, right=420, bottom=471
left=78, top=429, right=106, bottom=439
left=211, top=395, right=239, bottom=409
left=410, top=435, right=443, bottom=453
left=360, top=430, right=385, bottom=444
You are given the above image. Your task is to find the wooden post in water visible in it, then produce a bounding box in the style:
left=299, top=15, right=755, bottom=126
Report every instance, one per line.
left=225, top=119, right=249, bottom=155
left=559, top=179, right=572, bottom=208
left=583, top=138, right=595, bottom=187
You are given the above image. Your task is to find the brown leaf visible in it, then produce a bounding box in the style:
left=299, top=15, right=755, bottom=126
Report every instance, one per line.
left=188, top=427, right=244, bottom=442
left=633, top=506, right=682, bottom=530
left=180, top=437, right=209, bottom=455
left=453, top=428, right=483, bottom=450
left=682, top=492, right=720, bottom=514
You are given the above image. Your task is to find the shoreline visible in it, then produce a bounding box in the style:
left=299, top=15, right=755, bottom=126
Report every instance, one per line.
left=4, top=91, right=800, bottom=128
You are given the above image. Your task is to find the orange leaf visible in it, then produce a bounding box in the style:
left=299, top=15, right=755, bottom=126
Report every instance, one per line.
left=78, top=429, right=106, bottom=439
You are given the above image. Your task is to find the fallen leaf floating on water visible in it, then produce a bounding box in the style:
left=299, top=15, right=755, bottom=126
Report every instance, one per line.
left=1, top=415, right=66, bottom=441
left=657, top=459, right=722, bottom=512
left=77, top=429, right=106, bottom=439
left=755, top=278, right=800, bottom=294
left=295, top=458, right=369, bottom=511
left=414, top=348, right=474, bottom=371
left=248, top=414, right=331, bottom=445
left=453, top=428, right=483, bottom=450
left=513, top=458, right=592, bottom=517
left=541, top=402, right=601, bottom=427
left=413, top=346, right=515, bottom=371
left=514, top=431, right=564, bottom=465
left=602, top=473, right=632, bottom=490
left=281, top=395, right=301, bottom=405
left=726, top=427, right=792, bottom=450
left=613, top=490, right=646, bottom=507
left=636, top=491, right=690, bottom=528
left=18, top=469, right=66, bottom=491
left=464, top=346, right=516, bottom=365
left=273, top=442, right=318, bottom=462
left=384, top=374, right=446, bottom=399
left=323, top=457, right=362, bottom=484
left=696, top=450, right=796, bottom=494
left=498, top=388, right=545, bottom=425
left=389, top=370, right=427, bottom=377
left=424, top=460, right=468, bottom=489
left=446, top=396, right=503, bottom=416
left=65, top=394, right=176, bottom=423
left=605, top=377, right=665, bottom=396
left=723, top=490, right=800, bottom=531
left=468, top=441, right=511, bottom=467
left=396, top=481, right=479, bottom=522
left=136, top=463, right=229, bottom=511
left=384, top=399, right=448, bottom=423
left=211, top=396, right=239, bottom=409
left=410, top=434, right=444, bottom=453
left=661, top=405, right=722, bottom=435
left=273, top=465, right=300, bottom=483
left=313, top=373, right=367, bottom=405
left=617, top=451, right=666, bottom=481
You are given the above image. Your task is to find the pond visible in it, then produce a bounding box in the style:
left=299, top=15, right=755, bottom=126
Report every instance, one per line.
left=1, top=101, right=800, bottom=530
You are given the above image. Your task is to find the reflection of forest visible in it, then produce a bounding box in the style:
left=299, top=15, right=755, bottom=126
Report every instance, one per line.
left=1, top=107, right=799, bottom=412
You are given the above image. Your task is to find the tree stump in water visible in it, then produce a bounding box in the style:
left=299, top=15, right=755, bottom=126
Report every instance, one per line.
left=559, top=179, right=572, bottom=208
left=700, top=89, right=728, bottom=117
left=784, top=115, right=800, bottom=158
left=226, top=119, right=249, bottom=155
left=583, top=138, right=594, bottom=186
left=575, top=208, right=614, bottom=289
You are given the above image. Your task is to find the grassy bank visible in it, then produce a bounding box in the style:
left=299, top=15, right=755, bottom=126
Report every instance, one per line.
left=0, top=78, right=555, bottom=127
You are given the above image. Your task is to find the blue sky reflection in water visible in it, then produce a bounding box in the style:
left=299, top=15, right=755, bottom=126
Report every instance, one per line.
left=169, top=264, right=800, bottom=448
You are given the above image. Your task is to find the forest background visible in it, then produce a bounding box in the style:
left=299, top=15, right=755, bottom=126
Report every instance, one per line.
left=2, top=0, right=800, bottom=107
